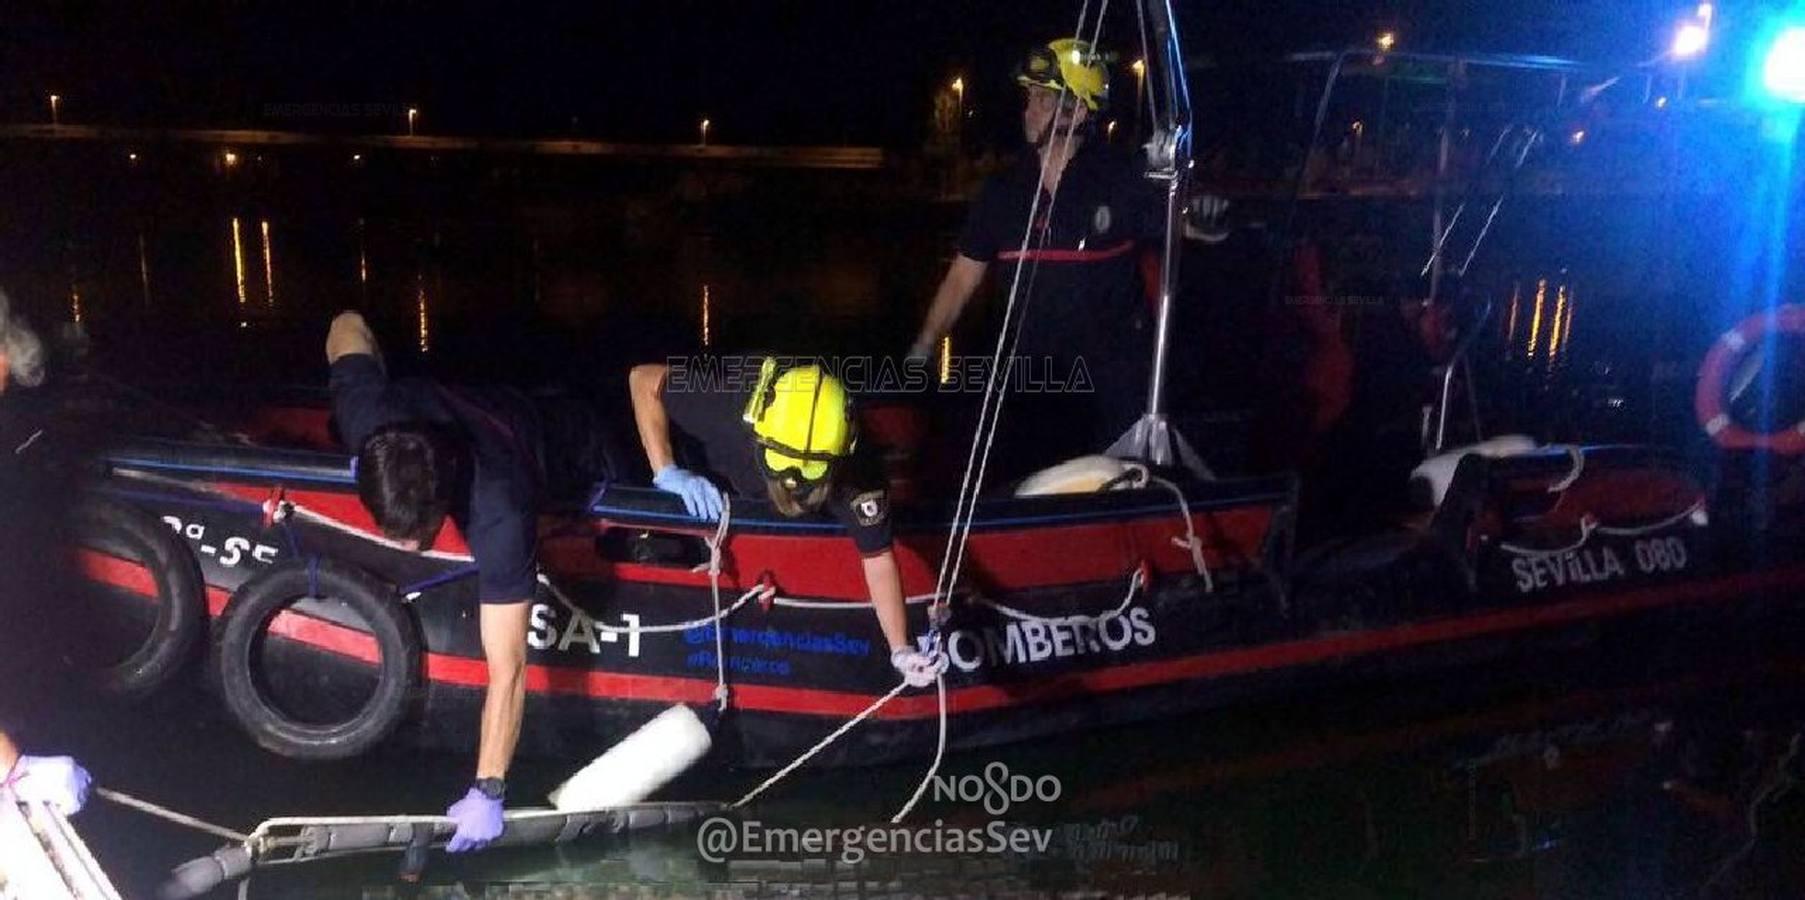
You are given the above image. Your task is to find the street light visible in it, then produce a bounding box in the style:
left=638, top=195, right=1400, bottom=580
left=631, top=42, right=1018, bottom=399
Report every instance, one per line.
left=48, top=93, right=60, bottom=125
left=699, top=118, right=711, bottom=146
left=407, top=107, right=419, bottom=136
left=1377, top=31, right=1397, bottom=52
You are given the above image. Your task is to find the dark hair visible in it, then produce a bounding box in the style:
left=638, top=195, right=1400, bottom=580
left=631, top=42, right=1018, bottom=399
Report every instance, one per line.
left=356, top=423, right=460, bottom=542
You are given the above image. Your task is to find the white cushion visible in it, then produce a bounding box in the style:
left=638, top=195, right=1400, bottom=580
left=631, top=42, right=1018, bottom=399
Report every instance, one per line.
left=1410, top=435, right=1539, bottom=508
left=1014, top=455, right=1138, bottom=497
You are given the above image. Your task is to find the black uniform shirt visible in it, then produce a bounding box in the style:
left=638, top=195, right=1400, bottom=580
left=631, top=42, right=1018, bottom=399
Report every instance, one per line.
left=957, top=142, right=1165, bottom=363
left=330, top=354, right=543, bottom=603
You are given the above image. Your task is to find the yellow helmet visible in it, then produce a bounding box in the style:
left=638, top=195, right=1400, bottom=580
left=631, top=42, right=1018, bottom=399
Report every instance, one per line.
left=742, top=358, right=855, bottom=487
left=1016, top=38, right=1111, bottom=112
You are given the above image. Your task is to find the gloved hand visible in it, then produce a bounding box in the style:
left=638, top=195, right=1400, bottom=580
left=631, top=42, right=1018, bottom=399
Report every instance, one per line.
left=653, top=465, right=724, bottom=521
left=445, top=786, right=505, bottom=853
left=4, top=755, right=92, bottom=816
left=891, top=647, right=949, bottom=688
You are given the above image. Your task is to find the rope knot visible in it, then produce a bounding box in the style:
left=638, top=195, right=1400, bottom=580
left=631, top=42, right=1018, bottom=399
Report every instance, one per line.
left=754, top=572, right=779, bottom=612
left=927, top=600, right=953, bottom=631
left=261, top=487, right=293, bottom=529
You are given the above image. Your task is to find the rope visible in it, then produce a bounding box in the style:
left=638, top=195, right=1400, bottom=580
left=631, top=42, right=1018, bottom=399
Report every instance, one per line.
left=1496, top=498, right=1708, bottom=557
left=729, top=681, right=911, bottom=810
left=890, top=674, right=949, bottom=823
left=1136, top=466, right=1215, bottom=593
left=978, top=568, right=1145, bottom=626
left=14, top=428, right=43, bottom=456
left=96, top=787, right=250, bottom=843
left=399, top=564, right=481, bottom=600
left=1497, top=516, right=1598, bottom=558
left=1547, top=445, right=1585, bottom=493
left=1594, top=498, right=1708, bottom=536
left=709, top=498, right=732, bottom=710
left=884, top=0, right=1112, bottom=827
left=534, top=577, right=763, bottom=635
left=1699, top=731, right=1802, bottom=895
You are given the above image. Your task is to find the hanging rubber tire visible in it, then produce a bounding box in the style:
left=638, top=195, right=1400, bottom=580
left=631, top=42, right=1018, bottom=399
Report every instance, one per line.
left=64, top=498, right=208, bottom=698
left=214, top=558, right=421, bottom=760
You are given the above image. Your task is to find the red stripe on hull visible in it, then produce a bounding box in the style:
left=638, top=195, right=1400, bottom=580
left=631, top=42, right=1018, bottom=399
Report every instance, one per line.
left=997, top=240, right=1136, bottom=263
left=210, top=484, right=1276, bottom=601
left=79, top=549, right=1805, bottom=721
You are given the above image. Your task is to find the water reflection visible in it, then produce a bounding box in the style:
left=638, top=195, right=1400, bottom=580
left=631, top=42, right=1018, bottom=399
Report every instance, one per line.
left=700, top=283, right=711, bottom=348
left=1507, top=282, right=1522, bottom=347
left=136, top=230, right=151, bottom=309
left=1528, top=278, right=1548, bottom=358
left=356, top=217, right=369, bottom=296
left=1549, top=281, right=1569, bottom=362
left=260, top=220, right=275, bottom=309
left=415, top=269, right=430, bottom=354
left=1514, top=276, right=1581, bottom=364
left=230, top=216, right=248, bottom=313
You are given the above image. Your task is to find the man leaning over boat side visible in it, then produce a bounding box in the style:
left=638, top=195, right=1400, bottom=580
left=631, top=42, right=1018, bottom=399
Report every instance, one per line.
left=628, top=357, right=947, bottom=686
left=910, top=38, right=1166, bottom=476
left=324, top=310, right=627, bottom=853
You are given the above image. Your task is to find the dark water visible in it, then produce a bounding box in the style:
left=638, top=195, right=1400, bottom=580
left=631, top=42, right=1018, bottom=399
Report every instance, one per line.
left=21, top=608, right=1805, bottom=898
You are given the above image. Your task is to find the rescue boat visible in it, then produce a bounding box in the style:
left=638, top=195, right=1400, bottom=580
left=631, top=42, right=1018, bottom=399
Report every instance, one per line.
left=52, top=390, right=1805, bottom=768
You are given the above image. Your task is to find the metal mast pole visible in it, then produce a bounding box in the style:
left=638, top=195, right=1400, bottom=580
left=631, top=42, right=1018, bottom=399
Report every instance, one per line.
left=1110, top=0, right=1211, bottom=477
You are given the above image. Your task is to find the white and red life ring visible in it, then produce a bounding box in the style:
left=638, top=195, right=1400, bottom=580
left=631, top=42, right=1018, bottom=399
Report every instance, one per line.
left=1694, top=304, right=1805, bottom=456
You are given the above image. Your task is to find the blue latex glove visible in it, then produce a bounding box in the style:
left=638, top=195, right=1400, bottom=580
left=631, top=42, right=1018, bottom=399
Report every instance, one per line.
left=653, top=465, right=724, bottom=521
left=445, top=787, right=504, bottom=853
left=4, top=755, right=92, bottom=816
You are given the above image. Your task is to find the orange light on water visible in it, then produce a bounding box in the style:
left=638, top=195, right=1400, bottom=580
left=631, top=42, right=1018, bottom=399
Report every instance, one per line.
left=231, top=218, right=248, bottom=310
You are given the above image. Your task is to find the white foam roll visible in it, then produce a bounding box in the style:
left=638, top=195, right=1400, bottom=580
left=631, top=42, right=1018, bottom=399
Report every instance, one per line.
left=548, top=704, right=713, bottom=811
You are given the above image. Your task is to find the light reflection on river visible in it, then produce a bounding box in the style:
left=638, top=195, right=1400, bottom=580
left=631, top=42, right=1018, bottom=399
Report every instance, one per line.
left=0, top=144, right=956, bottom=389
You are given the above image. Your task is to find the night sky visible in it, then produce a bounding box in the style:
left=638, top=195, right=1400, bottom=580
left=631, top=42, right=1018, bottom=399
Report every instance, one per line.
left=0, top=2, right=1707, bottom=146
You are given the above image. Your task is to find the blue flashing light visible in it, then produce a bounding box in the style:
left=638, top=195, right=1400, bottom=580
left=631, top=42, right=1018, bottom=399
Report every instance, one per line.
left=1674, top=21, right=1711, bottom=60
left=1763, top=26, right=1805, bottom=103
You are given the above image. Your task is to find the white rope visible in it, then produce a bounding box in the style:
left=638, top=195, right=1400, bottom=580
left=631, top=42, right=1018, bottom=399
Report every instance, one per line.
left=97, top=787, right=250, bottom=843
left=534, top=575, right=764, bottom=635
left=934, top=0, right=1113, bottom=629
left=1496, top=516, right=1599, bottom=558
left=767, top=592, right=948, bottom=610
left=1140, top=467, right=1215, bottom=593
left=1496, top=497, right=1708, bottom=557
left=1594, top=498, right=1709, bottom=536
left=1700, top=731, right=1801, bottom=894
left=978, top=568, right=1144, bottom=626
left=14, top=428, right=43, bottom=455
left=288, top=501, right=474, bottom=562
left=709, top=498, right=732, bottom=710
left=1546, top=445, right=1585, bottom=493
left=890, top=674, right=950, bottom=823
left=896, top=0, right=1113, bottom=826
left=729, top=681, right=911, bottom=810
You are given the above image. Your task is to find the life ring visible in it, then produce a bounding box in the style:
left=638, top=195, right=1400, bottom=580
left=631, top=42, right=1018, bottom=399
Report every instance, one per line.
left=65, top=498, right=207, bottom=697
left=1695, top=305, right=1805, bottom=455
left=214, top=558, right=422, bottom=760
